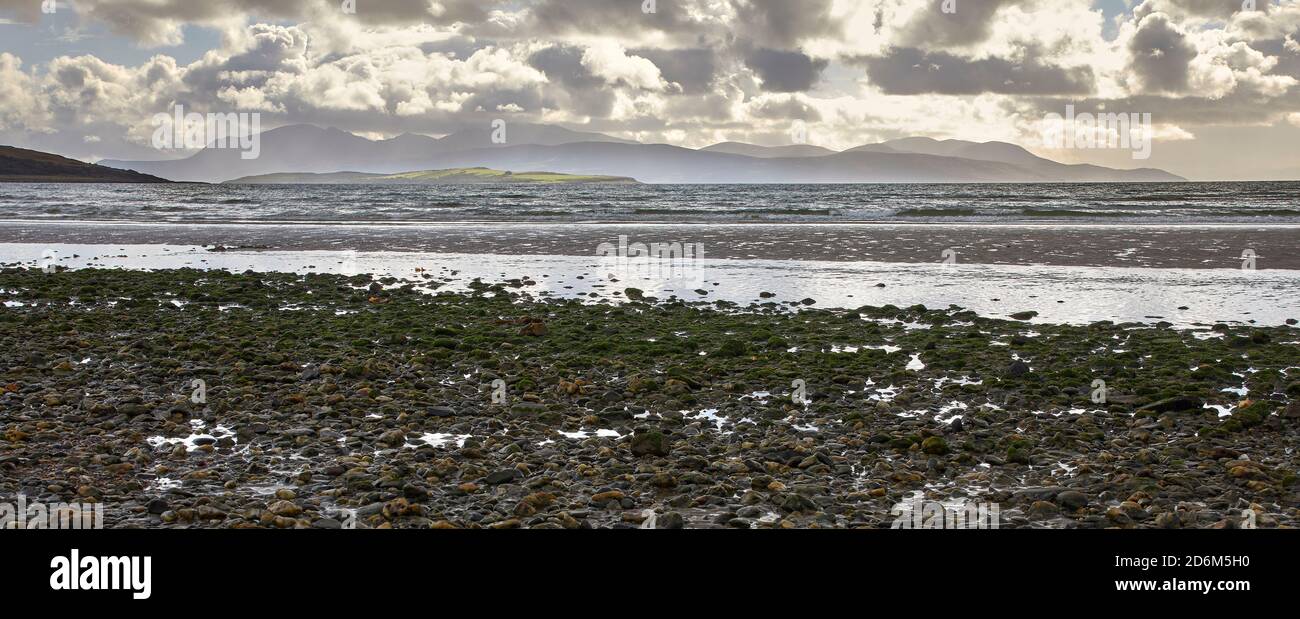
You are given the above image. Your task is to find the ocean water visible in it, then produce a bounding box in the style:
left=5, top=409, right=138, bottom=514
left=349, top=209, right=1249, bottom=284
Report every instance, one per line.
left=3, top=181, right=1300, bottom=224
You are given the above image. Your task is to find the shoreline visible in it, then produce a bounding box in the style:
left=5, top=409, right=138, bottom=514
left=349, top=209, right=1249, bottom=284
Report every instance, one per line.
left=2, top=268, right=1296, bottom=529
left=5, top=243, right=1299, bottom=327
left=2, top=220, right=1297, bottom=269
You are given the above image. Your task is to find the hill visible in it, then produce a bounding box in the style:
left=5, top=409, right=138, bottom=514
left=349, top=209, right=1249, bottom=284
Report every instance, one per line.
left=1, top=145, right=171, bottom=183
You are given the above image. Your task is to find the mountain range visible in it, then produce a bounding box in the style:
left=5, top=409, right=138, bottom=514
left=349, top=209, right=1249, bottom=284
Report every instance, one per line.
left=98, top=123, right=1184, bottom=184
left=227, top=167, right=637, bottom=184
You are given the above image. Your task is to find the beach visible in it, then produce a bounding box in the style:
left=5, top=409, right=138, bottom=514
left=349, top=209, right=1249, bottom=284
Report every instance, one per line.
left=1, top=266, right=1297, bottom=529
left=1, top=182, right=1297, bottom=529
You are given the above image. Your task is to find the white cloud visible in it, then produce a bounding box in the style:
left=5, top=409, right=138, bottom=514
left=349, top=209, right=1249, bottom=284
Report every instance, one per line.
left=581, top=42, right=669, bottom=91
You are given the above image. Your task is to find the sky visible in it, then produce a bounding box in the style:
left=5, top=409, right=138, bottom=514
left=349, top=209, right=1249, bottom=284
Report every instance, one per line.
left=1, top=0, right=1299, bottom=180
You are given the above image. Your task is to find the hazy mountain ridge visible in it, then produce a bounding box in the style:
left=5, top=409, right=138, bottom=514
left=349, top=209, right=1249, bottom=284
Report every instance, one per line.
left=225, top=167, right=638, bottom=184
left=99, top=124, right=1185, bottom=183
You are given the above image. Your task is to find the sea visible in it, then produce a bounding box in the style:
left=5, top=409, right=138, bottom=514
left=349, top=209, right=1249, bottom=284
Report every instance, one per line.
left=2, top=181, right=1299, bottom=223
left=1, top=182, right=1298, bottom=327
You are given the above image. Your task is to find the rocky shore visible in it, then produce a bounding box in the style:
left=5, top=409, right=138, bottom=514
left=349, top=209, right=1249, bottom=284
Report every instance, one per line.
left=1, top=267, right=1297, bottom=529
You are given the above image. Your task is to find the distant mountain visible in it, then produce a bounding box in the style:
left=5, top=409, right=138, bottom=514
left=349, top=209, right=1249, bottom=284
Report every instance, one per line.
left=395, top=142, right=1183, bottom=183
left=99, top=123, right=1185, bottom=183
left=701, top=142, right=836, bottom=158
left=1, top=145, right=170, bottom=183
left=866, top=137, right=1047, bottom=167
left=849, top=137, right=1180, bottom=182
left=99, top=123, right=633, bottom=183
left=226, top=167, right=637, bottom=184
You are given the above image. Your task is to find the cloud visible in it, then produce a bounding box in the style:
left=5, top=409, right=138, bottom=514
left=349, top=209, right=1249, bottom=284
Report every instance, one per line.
left=732, top=0, right=840, bottom=49
left=580, top=41, right=670, bottom=91
left=745, top=93, right=823, bottom=122
left=1128, top=12, right=1198, bottom=93
left=895, top=0, right=1024, bottom=49
left=857, top=47, right=1095, bottom=95
left=2, top=0, right=1300, bottom=178
left=1136, top=0, right=1272, bottom=20
left=631, top=48, right=718, bottom=94
left=0, top=53, right=48, bottom=131
left=745, top=48, right=828, bottom=92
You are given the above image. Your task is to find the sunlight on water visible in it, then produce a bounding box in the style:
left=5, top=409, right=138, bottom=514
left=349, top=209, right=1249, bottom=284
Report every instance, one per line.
left=3, top=243, right=1297, bottom=327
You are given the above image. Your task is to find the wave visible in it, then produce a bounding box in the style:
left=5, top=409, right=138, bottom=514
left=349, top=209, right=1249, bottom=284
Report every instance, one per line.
left=895, top=208, right=978, bottom=217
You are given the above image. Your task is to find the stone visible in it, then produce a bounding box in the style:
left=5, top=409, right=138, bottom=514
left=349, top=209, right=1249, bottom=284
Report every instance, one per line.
left=267, top=500, right=302, bottom=517
left=484, top=469, right=518, bottom=484
left=630, top=430, right=670, bottom=457
left=1056, top=490, right=1088, bottom=511
left=428, top=406, right=456, bottom=417
left=591, top=490, right=625, bottom=503
left=920, top=436, right=950, bottom=455
left=1136, top=396, right=1202, bottom=414
left=779, top=493, right=818, bottom=513
left=657, top=512, right=685, bottom=529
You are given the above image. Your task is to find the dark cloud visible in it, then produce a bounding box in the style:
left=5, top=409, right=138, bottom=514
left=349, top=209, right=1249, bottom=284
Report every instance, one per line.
left=528, top=45, right=603, bottom=90
left=732, top=0, right=840, bottom=48
left=342, top=0, right=500, bottom=26
left=630, top=48, right=718, bottom=94
left=0, top=0, right=506, bottom=45
left=1134, top=0, right=1272, bottom=20
left=416, top=36, right=488, bottom=61
left=528, top=0, right=702, bottom=38
left=527, top=44, right=615, bottom=117
left=857, top=47, right=1094, bottom=95
left=1250, top=36, right=1300, bottom=80
left=744, top=48, right=827, bottom=92
left=747, top=95, right=822, bottom=122
left=1128, top=12, right=1197, bottom=93
left=221, top=25, right=307, bottom=73
left=896, top=0, right=1022, bottom=49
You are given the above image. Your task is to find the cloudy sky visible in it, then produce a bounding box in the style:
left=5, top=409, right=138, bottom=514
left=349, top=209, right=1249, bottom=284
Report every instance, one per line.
left=2, top=0, right=1299, bottom=180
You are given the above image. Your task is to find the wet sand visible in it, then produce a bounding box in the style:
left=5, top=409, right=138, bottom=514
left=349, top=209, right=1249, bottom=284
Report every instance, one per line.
left=2, top=221, right=1297, bottom=269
